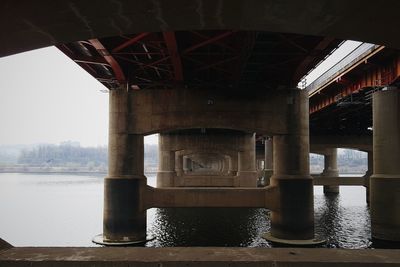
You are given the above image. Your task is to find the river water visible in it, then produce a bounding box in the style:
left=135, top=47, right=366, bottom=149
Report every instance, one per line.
left=0, top=173, right=374, bottom=248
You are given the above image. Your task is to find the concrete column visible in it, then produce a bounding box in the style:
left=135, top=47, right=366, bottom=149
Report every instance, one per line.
left=264, top=137, right=274, bottom=185
left=228, top=153, right=238, bottom=176
left=157, top=134, right=176, bottom=187
left=265, top=137, right=273, bottom=170
left=222, top=156, right=230, bottom=175
left=364, top=151, right=373, bottom=204
left=176, top=154, right=184, bottom=176
left=371, top=88, right=400, bottom=242
left=237, top=134, right=257, bottom=187
left=268, top=89, right=314, bottom=242
left=322, top=148, right=339, bottom=194
left=102, top=89, right=147, bottom=244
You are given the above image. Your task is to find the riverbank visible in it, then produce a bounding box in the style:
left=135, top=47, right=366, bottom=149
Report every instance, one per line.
left=0, top=166, right=157, bottom=174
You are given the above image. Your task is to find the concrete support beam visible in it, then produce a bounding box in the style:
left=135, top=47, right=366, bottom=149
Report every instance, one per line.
left=103, top=89, right=147, bottom=244
left=322, top=148, right=339, bottom=194
left=146, top=186, right=277, bottom=209
left=371, top=88, right=400, bottom=242
left=269, top=89, right=314, bottom=241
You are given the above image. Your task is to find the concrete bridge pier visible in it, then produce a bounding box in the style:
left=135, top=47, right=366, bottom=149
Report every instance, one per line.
left=96, top=89, right=147, bottom=245
left=364, top=151, right=373, bottom=204
left=265, top=89, right=316, bottom=243
left=370, top=88, right=400, bottom=242
left=228, top=153, right=238, bottom=176
left=157, top=135, right=176, bottom=187
left=264, top=137, right=274, bottom=185
left=236, top=133, right=257, bottom=187
left=322, top=148, right=339, bottom=194
left=175, top=154, right=184, bottom=177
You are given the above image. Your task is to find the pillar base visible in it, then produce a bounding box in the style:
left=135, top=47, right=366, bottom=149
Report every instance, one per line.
left=262, top=233, right=326, bottom=246
left=92, top=234, right=154, bottom=246
left=269, top=175, right=315, bottom=240
left=370, top=175, right=400, bottom=241
left=323, top=185, right=339, bottom=194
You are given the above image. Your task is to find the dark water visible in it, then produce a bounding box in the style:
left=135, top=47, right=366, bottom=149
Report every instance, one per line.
left=0, top=173, right=379, bottom=248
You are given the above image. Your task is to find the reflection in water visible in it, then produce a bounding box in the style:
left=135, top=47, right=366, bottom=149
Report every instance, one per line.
left=147, top=208, right=271, bottom=247
left=314, top=188, right=372, bottom=248
left=1, top=174, right=398, bottom=248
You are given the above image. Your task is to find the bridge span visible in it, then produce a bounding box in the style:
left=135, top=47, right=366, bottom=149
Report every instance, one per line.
left=1, top=1, right=400, bottom=265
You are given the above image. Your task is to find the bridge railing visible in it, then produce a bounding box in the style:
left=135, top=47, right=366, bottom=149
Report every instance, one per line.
left=306, top=43, right=383, bottom=95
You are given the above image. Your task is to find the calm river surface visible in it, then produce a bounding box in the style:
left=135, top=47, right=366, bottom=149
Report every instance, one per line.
left=0, top=173, right=374, bottom=248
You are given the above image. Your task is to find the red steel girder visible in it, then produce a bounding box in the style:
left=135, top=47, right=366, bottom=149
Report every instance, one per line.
left=163, top=32, right=183, bottom=81
left=183, top=31, right=236, bottom=55
left=112, top=32, right=151, bottom=53
left=89, top=39, right=126, bottom=84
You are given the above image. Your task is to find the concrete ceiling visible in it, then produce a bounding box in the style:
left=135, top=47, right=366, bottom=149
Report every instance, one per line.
left=1, top=0, right=400, bottom=57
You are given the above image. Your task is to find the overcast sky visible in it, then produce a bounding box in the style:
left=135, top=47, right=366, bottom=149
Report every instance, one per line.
left=0, top=40, right=361, bottom=147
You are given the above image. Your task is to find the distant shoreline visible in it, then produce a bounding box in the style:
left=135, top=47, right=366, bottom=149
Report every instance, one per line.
left=0, top=168, right=157, bottom=175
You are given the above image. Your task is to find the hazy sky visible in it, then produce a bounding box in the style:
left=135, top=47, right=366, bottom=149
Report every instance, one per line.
left=0, top=40, right=361, bottom=147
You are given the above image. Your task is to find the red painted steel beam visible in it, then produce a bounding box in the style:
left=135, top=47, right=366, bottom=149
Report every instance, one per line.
left=112, top=32, right=150, bottom=53
left=183, top=31, right=235, bottom=55
left=163, top=32, right=183, bottom=81
left=309, top=53, right=400, bottom=114
left=89, top=39, right=126, bottom=84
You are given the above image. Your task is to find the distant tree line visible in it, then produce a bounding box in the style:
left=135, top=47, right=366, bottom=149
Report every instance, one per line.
left=17, top=143, right=158, bottom=167
left=18, top=143, right=107, bottom=166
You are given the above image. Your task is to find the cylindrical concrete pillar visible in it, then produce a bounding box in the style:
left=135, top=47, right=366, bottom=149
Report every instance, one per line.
left=269, top=89, right=314, bottom=241
left=364, top=151, right=373, bottom=204
left=371, top=88, right=400, bottom=242
left=228, top=153, right=238, bottom=176
left=102, top=89, right=147, bottom=244
left=176, top=154, right=184, bottom=176
left=157, top=134, right=176, bottom=187
left=265, top=137, right=273, bottom=170
left=237, top=133, right=257, bottom=187
left=322, top=148, right=339, bottom=194
left=222, top=155, right=230, bottom=175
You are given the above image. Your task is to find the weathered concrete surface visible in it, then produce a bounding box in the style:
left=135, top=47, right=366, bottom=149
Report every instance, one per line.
left=157, top=132, right=257, bottom=187
left=371, top=88, right=400, bottom=241
left=110, top=88, right=292, bottom=135
left=321, top=148, right=340, bottom=194
left=1, top=247, right=400, bottom=266
left=145, top=186, right=277, bottom=210
left=2, top=0, right=400, bottom=57
left=270, top=89, right=314, bottom=240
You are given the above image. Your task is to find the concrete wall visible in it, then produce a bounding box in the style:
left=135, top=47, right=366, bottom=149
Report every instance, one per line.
left=110, top=88, right=291, bottom=135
